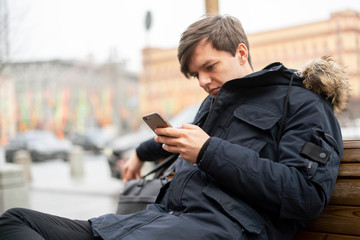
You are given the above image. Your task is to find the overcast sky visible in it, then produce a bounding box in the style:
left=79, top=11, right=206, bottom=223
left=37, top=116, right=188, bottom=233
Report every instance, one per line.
left=6, top=0, right=360, bottom=72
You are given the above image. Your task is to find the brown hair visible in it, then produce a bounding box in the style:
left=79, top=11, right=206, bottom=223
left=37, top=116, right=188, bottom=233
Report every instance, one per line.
left=177, top=14, right=252, bottom=78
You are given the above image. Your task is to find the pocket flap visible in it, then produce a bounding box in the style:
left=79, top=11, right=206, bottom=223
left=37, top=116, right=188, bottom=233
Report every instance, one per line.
left=234, top=104, right=281, bottom=130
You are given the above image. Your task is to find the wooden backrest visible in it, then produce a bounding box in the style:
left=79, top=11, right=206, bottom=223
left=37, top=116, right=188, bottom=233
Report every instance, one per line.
left=294, top=140, right=360, bottom=239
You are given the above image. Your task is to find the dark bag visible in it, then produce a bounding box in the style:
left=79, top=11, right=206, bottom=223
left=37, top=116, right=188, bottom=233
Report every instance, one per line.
left=116, top=154, right=178, bottom=215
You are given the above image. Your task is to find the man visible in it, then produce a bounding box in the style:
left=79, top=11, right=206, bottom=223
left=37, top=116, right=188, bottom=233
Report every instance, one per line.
left=0, top=14, right=350, bottom=239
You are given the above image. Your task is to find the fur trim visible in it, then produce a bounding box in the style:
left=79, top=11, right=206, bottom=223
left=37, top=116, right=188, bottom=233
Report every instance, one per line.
left=301, top=56, right=351, bottom=113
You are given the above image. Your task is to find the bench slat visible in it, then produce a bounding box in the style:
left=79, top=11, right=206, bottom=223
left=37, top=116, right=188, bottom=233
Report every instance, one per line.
left=342, top=150, right=360, bottom=163
left=304, top=205, right=360, bottom=236
left=343, top=140, right=360, bottom=149
left=294, top=231, right=360, bottom=240
left=338, top=163, right=360, bottom=177
left=342, top=140, right=360, bottom=163
left=329, top=179, right=360, bottom=206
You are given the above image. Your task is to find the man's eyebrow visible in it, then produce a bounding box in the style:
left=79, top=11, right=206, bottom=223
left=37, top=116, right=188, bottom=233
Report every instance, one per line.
left=200, top=60, right=214, bottom=69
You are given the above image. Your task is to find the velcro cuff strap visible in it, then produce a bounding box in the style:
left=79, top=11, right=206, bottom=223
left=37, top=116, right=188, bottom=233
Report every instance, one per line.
left=301, top=142, right=331, bottom=164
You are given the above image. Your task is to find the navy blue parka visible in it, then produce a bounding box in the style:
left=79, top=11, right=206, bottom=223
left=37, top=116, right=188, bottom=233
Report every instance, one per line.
left=90, top=62, right=343, bottom=239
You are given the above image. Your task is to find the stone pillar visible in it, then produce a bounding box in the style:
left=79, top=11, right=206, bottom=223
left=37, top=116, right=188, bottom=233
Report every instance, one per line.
left=0, top=164, right=30, bottom=213
left=14, top=150, right=32, bottom=183
left=0, top=148, right=5, bottom=167
left=69, top=146, right=84, bottom=178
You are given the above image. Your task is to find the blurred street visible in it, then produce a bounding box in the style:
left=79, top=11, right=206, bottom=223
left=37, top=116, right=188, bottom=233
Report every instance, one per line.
left=29, top=152, right=123, bottom=220
left=1, top=149, right=125, bottom=220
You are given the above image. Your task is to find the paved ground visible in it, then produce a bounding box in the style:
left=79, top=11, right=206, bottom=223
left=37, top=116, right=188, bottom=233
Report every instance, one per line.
left=0, top=149, right=124, bottom=220
left=1, top=149, right=156, bottom=220
left=28, top=154, right=123, bottom=220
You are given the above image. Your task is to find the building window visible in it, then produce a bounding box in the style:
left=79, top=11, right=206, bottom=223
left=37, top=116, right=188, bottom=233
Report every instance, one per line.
left=313, top=43, right=318, bottom=57
left=323, top=41, right=328, bottom=54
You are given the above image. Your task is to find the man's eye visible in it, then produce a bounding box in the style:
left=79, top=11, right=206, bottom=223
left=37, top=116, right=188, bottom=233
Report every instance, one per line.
left=192, top=74, right=199, bottom=79
left=207, top=64, right=215, bottom=71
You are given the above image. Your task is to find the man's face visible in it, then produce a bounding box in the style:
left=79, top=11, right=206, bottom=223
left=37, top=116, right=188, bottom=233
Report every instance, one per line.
left=188, top=38, right=252, bottom=98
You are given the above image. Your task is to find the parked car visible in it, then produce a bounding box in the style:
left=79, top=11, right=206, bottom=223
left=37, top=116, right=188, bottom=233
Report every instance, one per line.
left=69, top=127, right=117, bottom=154
left=106, top=103, right=200, bottom=179
left=69, top=133, right=99, bottom=153
left=5, top=130, right=72, bottom=162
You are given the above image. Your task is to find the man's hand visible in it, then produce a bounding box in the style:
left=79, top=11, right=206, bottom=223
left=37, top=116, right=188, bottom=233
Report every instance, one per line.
left=154, top=124, right=210, bottom=164
left=122, top=153, right=144, bottom=183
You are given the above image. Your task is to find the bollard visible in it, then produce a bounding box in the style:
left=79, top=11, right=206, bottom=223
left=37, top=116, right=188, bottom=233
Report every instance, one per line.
left=0, top=164, right=30, bottom=213
left=69, top=146, right=84, bottom=178
left=14, top=150, right=32, bottom=183
left=0, top=148, right=5, bottom=167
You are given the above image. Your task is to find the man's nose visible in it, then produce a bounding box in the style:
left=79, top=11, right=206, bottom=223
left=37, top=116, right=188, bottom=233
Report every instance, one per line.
left=198, top=72, right=211, bottom=88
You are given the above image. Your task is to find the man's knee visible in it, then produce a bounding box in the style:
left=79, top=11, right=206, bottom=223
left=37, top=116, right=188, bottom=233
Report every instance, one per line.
left=0, top=208, right=30, bottom=223
left=0, top=208, right=46, bottom=240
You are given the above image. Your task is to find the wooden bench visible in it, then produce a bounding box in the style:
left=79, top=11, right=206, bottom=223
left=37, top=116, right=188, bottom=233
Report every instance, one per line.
left=294, top=140, right=360, bottom=239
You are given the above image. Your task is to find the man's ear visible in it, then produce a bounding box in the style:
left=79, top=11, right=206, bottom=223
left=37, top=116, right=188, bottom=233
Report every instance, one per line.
left=236, top=43, right=249, bottom=65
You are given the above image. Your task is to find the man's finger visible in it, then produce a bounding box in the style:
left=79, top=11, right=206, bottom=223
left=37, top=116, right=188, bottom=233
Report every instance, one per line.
left=155, top=127, right=181, bottom=137
left=181, top=123, right=199, bottom=130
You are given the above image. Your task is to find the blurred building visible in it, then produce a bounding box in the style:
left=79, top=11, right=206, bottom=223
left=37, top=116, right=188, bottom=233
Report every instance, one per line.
left=248, top=9, right=360, bottom=124
left=1, top=59, right=139, bottom=139
left=140, top=9, right=360, bottom=123
left=0, top=76, right=16, bottom=145
left=139, top=48, right=207, bottom=117
left=249, top=9, right=360, bottom=96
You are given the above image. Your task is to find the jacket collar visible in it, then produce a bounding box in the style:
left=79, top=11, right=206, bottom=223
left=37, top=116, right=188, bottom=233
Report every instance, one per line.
left=221, top=62, right=304, bottom=91
left=193, top=62, right=304, bottom=126
left=193, top=96, right=212, bottom=126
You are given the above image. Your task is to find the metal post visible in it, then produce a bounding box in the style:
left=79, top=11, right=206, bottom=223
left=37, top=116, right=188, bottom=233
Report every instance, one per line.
left=205, top=0, right=219, bottom=15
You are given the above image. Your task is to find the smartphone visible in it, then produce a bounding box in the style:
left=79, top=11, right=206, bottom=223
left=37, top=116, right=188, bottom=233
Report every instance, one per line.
left=143, top=112, right=172, bottom=134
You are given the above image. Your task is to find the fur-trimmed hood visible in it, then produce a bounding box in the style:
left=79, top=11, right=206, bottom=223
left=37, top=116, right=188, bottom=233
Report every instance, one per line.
left=301, top=56, right=351, bottom=113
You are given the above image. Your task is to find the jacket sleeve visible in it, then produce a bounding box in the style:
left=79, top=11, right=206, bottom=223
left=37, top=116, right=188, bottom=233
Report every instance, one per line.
left=135, top=99, right=209, bottom=162
left=136, top=138, right=171, bottom=162
left=197, top=97, right=343, bottom=220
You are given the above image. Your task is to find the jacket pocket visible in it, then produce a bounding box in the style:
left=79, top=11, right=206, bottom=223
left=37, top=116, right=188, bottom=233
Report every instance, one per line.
left=202, top=182, right=265, bottom=236
left=233, top=103, right=282, bottom=131
left=226, top=103, right=282, bottom=153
